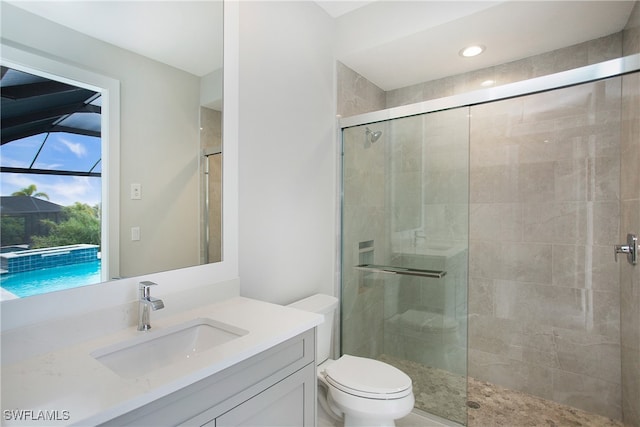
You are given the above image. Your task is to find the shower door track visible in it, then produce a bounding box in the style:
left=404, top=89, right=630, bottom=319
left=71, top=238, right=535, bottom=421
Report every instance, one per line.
left=339, top=53, right=640, bottom=129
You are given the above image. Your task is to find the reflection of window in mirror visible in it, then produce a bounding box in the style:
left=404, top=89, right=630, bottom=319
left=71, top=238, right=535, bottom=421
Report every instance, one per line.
left=0, top=66, right=106, bottom=300
left=200, top=107, right=222, bottom=264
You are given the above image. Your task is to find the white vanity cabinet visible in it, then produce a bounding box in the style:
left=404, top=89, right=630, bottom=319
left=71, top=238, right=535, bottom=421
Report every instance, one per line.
left=98, top=329, right=316, bottom=427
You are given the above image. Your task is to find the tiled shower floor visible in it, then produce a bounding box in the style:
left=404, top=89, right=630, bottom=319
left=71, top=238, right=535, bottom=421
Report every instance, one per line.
left=379, top=355, right=623, bottom=427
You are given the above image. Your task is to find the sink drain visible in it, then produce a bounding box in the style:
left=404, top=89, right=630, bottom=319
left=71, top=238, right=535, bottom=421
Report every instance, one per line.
left=466, top=400, right=481, bottom=409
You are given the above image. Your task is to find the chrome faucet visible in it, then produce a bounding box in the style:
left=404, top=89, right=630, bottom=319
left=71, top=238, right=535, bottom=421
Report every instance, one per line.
left=138, top=281, right=165, bottom=331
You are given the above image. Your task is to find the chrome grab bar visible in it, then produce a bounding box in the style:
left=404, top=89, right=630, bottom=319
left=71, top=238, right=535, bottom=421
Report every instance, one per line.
left=355, top=264, right=446, bottom=278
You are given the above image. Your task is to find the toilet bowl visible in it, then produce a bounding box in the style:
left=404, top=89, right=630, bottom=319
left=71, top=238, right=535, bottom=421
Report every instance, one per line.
left=288, top=294, right=415, bottom=427
left=320, top=355, right=415, bottom=427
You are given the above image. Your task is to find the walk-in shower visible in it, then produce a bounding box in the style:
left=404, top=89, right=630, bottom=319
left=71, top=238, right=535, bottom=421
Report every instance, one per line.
left=340, top=54, right=640, bottom=426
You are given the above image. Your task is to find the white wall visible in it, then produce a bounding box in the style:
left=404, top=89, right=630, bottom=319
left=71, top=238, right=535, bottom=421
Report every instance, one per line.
left=237, top=1, right=337, bottom=304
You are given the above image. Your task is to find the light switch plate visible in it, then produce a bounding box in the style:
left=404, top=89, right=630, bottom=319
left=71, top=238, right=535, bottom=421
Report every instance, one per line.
left=131, top=226, right=140, bottom=241
left=131, top=183, right=141, bottom=200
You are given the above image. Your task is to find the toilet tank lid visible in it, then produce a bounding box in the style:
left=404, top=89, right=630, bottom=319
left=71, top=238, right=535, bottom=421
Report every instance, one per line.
left=288, top=294, right=338, bottom=314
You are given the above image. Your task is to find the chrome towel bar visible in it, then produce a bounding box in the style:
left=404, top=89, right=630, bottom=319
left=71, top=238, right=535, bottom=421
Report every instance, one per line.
left=355, top=264, right=446, bottom=278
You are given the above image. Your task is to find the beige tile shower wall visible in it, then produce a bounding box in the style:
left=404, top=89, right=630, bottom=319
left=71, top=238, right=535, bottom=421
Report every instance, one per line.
left=623, top=1, right=640, bottom=55
left=621, top=4, right=640, bottom=425
left=421, top=109, right=470, bottom=244
left=390, top=115, right=424, bottom=233
left=337, top=61, right=386, bottom=118
left=385, top=33, right=623, bottom=109
left=468, top=78, right=623, bottom=420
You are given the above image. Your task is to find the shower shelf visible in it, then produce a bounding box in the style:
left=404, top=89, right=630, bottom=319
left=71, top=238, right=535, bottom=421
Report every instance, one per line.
left=354, top=264, right=446, bottom=278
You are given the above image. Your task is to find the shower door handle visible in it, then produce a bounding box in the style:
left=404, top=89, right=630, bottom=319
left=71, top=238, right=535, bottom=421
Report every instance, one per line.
left=614, top=233, right=637, bottom=265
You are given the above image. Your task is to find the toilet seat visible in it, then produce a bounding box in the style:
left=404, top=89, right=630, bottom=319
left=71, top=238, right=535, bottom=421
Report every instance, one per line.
left=323, top=355, right=413, bottom=400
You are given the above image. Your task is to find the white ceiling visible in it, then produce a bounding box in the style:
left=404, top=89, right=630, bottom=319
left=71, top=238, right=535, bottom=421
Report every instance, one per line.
left=315, top=0, right=376, bottom=17
left=7, top=1, right=636, bottom=90
left=6, top=1, right=224, bottom=77
left=324, top=0, right=636, bottom=90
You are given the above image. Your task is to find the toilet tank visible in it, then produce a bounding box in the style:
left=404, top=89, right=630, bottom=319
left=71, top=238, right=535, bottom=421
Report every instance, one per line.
left=288, top=294, right=338, bottom=364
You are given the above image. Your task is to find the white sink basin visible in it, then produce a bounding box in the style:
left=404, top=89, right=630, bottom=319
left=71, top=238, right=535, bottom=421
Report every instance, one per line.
left=91, top=318, right=248, bottom=378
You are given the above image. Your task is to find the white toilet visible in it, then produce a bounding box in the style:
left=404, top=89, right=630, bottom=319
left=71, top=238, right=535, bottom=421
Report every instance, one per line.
left=288, top=294, right=415, bottom=427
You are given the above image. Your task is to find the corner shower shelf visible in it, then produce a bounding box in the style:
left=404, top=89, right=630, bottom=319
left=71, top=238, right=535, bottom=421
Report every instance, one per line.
left=354, top=264, right=446, bottom=279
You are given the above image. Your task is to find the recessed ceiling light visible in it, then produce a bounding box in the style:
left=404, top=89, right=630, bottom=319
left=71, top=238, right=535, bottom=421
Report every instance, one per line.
left=460, top=45, right=485, bottom=58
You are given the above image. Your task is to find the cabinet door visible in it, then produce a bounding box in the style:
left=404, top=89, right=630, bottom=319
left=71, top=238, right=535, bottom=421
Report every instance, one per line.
left=212, top=364, right=315, bottom=427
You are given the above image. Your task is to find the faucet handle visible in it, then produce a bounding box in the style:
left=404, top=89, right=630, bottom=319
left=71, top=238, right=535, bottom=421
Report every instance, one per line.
left=139, top=280, right=158, bottom=298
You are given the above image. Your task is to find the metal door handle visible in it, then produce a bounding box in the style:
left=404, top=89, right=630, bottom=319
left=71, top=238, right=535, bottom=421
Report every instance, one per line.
left=615, top=233, right=637, bottom=265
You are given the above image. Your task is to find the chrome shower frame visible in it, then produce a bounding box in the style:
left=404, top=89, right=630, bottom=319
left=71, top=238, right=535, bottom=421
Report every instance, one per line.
left=340, top=54, right=640, bottom=130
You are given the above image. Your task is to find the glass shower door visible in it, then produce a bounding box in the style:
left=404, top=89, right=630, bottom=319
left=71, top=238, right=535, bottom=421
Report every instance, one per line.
left=341, top=107, right=470, bottom=424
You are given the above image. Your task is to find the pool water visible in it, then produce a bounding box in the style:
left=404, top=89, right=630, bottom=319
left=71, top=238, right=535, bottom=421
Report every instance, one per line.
left=0, top=260, right=102, bottom=298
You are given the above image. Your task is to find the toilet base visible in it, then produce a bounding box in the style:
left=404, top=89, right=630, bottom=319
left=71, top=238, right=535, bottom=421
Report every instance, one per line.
left=326, top=386, right=414, bottom=427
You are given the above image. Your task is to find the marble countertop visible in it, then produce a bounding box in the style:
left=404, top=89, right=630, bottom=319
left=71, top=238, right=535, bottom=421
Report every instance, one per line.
left=0, top=297, right=322, bottom=426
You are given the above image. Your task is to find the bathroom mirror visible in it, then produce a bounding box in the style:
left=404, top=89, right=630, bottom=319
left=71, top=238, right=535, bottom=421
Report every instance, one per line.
left=0, top=1, right=223, bottom=299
